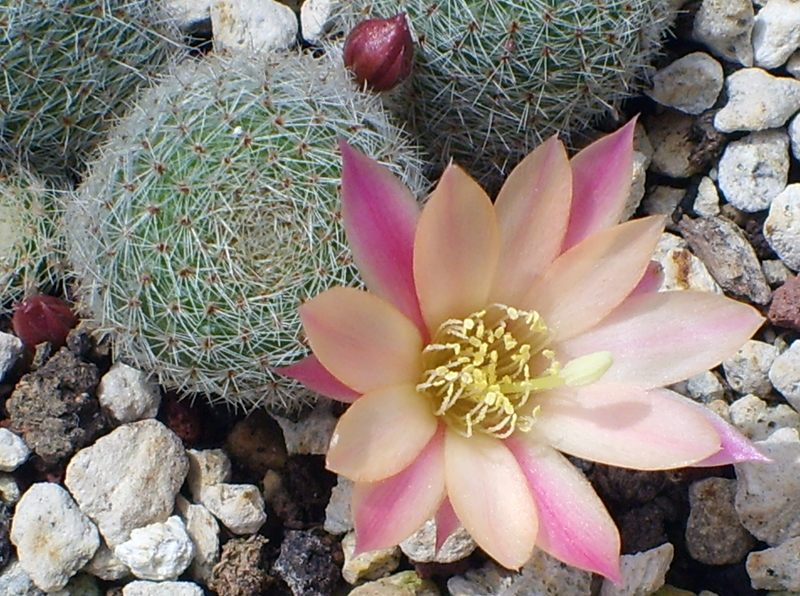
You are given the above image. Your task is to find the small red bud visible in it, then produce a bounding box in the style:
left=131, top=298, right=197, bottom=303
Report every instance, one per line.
left=12, top=294, right=78, bottom=348
left=343, top=13, right=414, bottom=92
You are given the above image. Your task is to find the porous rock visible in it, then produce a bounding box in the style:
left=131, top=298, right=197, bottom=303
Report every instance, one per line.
left=198, top=483, right=267, bottom=535
left=122, top=580, right=204, bottom=596
left=113, top=516, right=194, bottom=581
left=175, top=496, right=219, bottom=584
left=400, top=518, right=476, bottom=564
left=0, top=560, right=45, bottom=596
left=83, top=542, right=130, bottom=581
left=0, top=428, right=30, bottom=472
left=646, top=52, right=723, bottom=115
left=64, top=419, right=189, bottom=547
left=599, top=543, right=673, bottom=596
left=692, top=0, right=754, bottom=66
left=646, top=111, right=704, bottom=178
left=97, top=362, right=161, bottom=423
left=186, top=448, right=232, bottom=501
left=652, top=233, right=722, bottom=294
left=211, top=0, right=297, bottom=55
left=272, top=530, right=339, bottom=596
left=10, top=482, right=99, bottom=592
left=729, top=393, right=800, bottom=441
left=324, top=475, right=353, bottom=535
left=225, top=410, right=287, bottom=475
left=722, top=340, right=778, bottom=396
left=765, top=184, right=800, bottom=271
left=769, top=275, right=800, bottom=331
left=747, top=536, right=800, bottom=591
left=770, top=340, right=800, bottom=411
left=0, top=332, right=23, bottom=380
left=714, top=69, right=800, bottom=133
left=693, top=177, right=720, bottom=217
left=274, top=400, right=337, bottom=456
left=341, top=531, right=401, bottom=585
left=752, top=0, right=800, bottom=69
left=209, top=535, right=271, bottom=596
left=349, top=571, right=439, bottom=596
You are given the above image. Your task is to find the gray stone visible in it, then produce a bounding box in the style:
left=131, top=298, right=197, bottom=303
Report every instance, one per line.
left=97, top=362, right=161, bottom=424
left=642, top=186, right=684, bottom=216
left=324, top=475, right=353, bottom=535
left=677, top=216, right=771, bottom=304
left=694, top=177, right=720, bottom=217
left=198, top=483, right=266, bottom=535
left=621, top=151, right=650, bottom=222
left=10, top=483, right=100, bottom=592
left=0, top=473, right=20, bottom=504
left=64, top=419, right=189, bottom=547
left=685, top=371, right=726, bottom=403
left=692, top=0, right=754, bottom=66
left=735, top=427, right=800, bottom=546
left=765, top=184, right=800, bottom=271
left=82, top=542, right=129, bottom=581
left=114, top=516, right=194, bottom=581
left=770, top=341, right=800, bottom=411
left=274, top=400, right=337, bottom=455
left=0, top=560, right=45, bottom=596
left=186, top=449, right=232, bottom=502
left=122, top=580, right=204, bottom=596
left=158, top=0, right=212, bottom=28
left=646, top=111, right=704, bottom=178
left=341, top=531, right=401, bottom=585
left=0, top=332, right=23, bottom=381
left=763, top=259, right=793, bottom=286
left=0, top=428, right=30, bottom=472
left=718, top=129, right=789, bottom=213
left=789, top=48, right=800, bottom=77
left=400, top=518, right=476, bottom=564
left=646, top=52, right=723, bottom=114
left=747, top=536, right=800, bottom=591
left=722, top=340, right=778, bottom=395
left=300, top=0, right=334, bottom=43
left=753, top=0, right=800, bottom=69
left=211, top=0, right=297, bottom=55
left=788, top=113, right=800, bottom=161
left=729, top=394, right=800, bottom=440
left=175, top=496, right=219, bottom=584
left=714, top=69, right=800, bottom=133
left=686, top=477, right=755, bottom=565
left=599, top=543, right=673, bottom=596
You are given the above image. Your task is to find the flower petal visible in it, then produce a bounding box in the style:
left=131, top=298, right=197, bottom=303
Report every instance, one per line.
left=327, top=384, right=438, bottom=482
left=414, top=164, right=501, bottom=332
left=522, top=215, right=665, bottom=342
left=340, top=140, right=426, bottom=332
left=444, top=430, right=538, bottom=569
left=505, top=437, right=621, bottom=582
left=300, top=286, right=422, bottom=394
left=562, top=118, right=637, bottom=250
left=535, top=383, right=721, bottom=470
left=558, top=290, right=765, bottom=389
left=491, top=136, right=572, bottom=305
left=273, top=354, right=360, bottom=403
left=435, top=498, right=460, bottom=551
left=629, top=261, right=664, bottom=296
left=352, top=428, right=446, bottom=552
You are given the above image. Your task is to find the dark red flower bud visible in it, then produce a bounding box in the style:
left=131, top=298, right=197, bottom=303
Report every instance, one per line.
left=343, top=13, right=414, bottom=92
left=12, top=294, right=78, bottom=348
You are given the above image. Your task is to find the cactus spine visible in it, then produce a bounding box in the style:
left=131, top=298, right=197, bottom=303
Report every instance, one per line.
left=68, top=51, right=425, bottom=411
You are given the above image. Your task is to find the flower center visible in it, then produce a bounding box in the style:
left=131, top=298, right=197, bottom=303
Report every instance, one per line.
left=417, top=303, right=612, bottom=439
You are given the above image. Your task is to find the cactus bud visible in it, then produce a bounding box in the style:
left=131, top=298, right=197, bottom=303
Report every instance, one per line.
left=343, top=13, right=413, bottom=92
left=12, top=294, right=78, bottom=348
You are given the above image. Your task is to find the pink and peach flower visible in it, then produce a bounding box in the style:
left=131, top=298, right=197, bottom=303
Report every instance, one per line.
left=277, top=119, right=767, bottom=581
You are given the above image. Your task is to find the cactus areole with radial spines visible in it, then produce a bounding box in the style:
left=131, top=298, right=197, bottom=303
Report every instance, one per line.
left=328, top=0, right=676, bottom=191
left=344, top=13, right=415, bottom=92
left=0, top=0, right=184, bottom=176
left=67, top=51, right=426, bottom=411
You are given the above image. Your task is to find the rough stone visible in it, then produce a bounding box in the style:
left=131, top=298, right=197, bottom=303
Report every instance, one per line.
left=718, top=129, right=790, bottom=213
left=747, top=536, right=800, bottom=591
left=300, top=0, right=333, bottom=43
left=729, top=393, right=800, bottom=440
left=272, top=530, right=339, bottom=596
left=0, top=560, right=45, bottom=596
left=349, top=571, right=439, bottom=596
left=642, top=186, right=684, bottom=216
left=83, top=542, right=130, bottom=581
left=789, top=113, right=800, bottom=161
left=275, top=401, right=338, bottom=456
left=0, top=428, right=30, bottom=472
left=122, top=580, right=204, bottom=596
left=752, top=0, right=800, bottom=69
left=646, top=111, right=704, bottom=178
left=64, top=419, right=189, bottom=547
left=159, top=0, right=212, bottom=29
left=599, top=543, right=674, bottom=596
left=186, top=449, right=232, bottom=502
left=211, top=0, right=297, bottom=55
left=175, top=496, right=219, bottom=584
left=621, top=151, right=650, bottom=222
left=646, top=52, right=723, bottom=114
left=97, top=362, right=161, bottom=424
left=763, top=259, right=792, bottom=286
left=341, top=531, right=401, bottom=585
left=198, top=483, right=267, bottom=535
left=693, top=177, right=720, bottom=217
left=714, top=69, right=800, bottom=133
left=0, top=474, right=20, bottom=504
left=770, top=341, right=800, bottom=411
left=684, top=371, right=725, bottom=403
left=686, top=477, right=755, bottom=565
left=208, top=535, right=272, bottom=596
left=769, top=275, right=800, bottom=331
left=324, top=475, right=353, bottom=535
left=225, top=410, right=287, bottom=475
left=114, top=516, right=194, bottom=581
left=10, top=483, right=100, bottom=592
left=0, top=332, right=23, bottom=380
left=765, top=184, right=800, bottom=271
left=399, top=518, right=476, bottom=564
left=722, top=340, right=778, bottom=395
left=6, top=348, right=104, bottom=465
left=677, top=216, right=771, bottom=304
left=735, top=427, right=800, bottom=546
left=652, top=233, right=722, bottom=294
left=692, top=0, right=754, bottom=66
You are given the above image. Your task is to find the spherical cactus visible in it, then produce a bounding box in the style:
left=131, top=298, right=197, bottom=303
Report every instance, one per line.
left=0, top=0, right=185, bottom=177
left=0, top=167, right=66, bottom=313
left=329, top=0, right=675, bottom=190
left=67, top=51, right=426, bottom=411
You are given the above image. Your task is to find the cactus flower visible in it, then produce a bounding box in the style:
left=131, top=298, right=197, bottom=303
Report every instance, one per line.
left=277, top=120, right=767, bottom=580
left=343, top=13, right=414, bottom=92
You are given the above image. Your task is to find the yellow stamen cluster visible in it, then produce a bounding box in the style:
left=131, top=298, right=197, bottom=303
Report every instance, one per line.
left=417, top=304, right=562, bottom=438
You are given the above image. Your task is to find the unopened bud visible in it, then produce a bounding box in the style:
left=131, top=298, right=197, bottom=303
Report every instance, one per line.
left=12, top=294, right=78, bottom=348
left=343, top=13, right=414, bottom=92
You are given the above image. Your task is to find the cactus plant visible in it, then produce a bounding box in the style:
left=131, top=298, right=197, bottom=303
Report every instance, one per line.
left=329, top=0, right=675, bottom=190
left=0, top=167, right=66, bottom=313
left=0, top=0, right=185, bottom=177
left=67, top=51, right=425, bottom=411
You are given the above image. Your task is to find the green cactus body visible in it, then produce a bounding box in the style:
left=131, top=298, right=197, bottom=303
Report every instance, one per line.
left=68, top=51, right=425, bottom=410
left=332, top=0, right=674, bottom=190
left=0, top=167, right=66, bottom=311
left=0, top=0, right=184, bottom=176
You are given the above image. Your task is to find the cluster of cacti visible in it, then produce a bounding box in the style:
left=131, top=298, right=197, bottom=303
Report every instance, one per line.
left=68, top=51, right=426, bottom=411
left=0, top=167, right=66, bottom=313
left=329, top=0, right=675, bottom=190
left=0, top=0, right=185, bottom=177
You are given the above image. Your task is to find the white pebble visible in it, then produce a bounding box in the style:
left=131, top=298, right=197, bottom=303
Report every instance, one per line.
left=747, top=536, right=800, bottom=591
left=722, top=340, right=778, bottom=396
left=175, top=496, right=220, bottom=583
left=186, top=449, right=232, bottom=502
left=341, top=532, right=401, bottom=585
left=300, top=0, right=334, bottom=43
left=788, top=112, right=800, bottom=161
left=652, top=233, right=722, bottom=294
left=274, top=400, right=337, bottom=455
left=729, top=394, right=800, bottom=441
left=763, top=259, right=792, bottom=286
left=765, top=184, right=800, bottom=271
left=97, top=362, right=161, bottom=423
left=770, top=341, right=800, bottom=411
left=0, top=561, right=43, bottom=596
left=686, top=371, right=726, bottom=403
left=646, top=52, right=723, bottom=115
left=600, top=543, right=673, bottom=596
left=10, top=483, right=100, bottom=592
left=714, top=69, right=800, bottom=133
left=158, top=0, right=212, bottom=28
left=752, top=0, right=800, bottom=69
left=0, top=332, right=23, bottom=381
left=83, top=542, right=130, bottom=581
left=718, top=129, right=789, bottom=213
left=114, top=516, right=194, bottom=581
left=694, top=177, right=720, bottom=217
left=692, top=0, right=754, bottom=66
left=123, top=580, right=204, bottom=596
left=199, top=483, right=267, bottom=535
left=324, top=475, right=353, bottom=535
left=400, top=518, right=476, bottom=564
left=212, top=0, right=297, bottom=55
left=0, top=428, right=30, bottom=472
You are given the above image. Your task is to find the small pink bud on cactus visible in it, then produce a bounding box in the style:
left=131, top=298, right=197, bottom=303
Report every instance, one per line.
left=343, top=13, right=414, bottom=92
left=12, top=294, right=78, bottom=348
